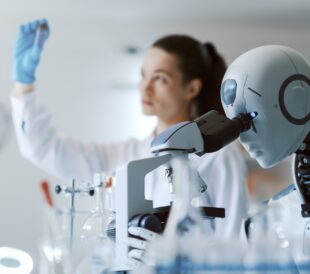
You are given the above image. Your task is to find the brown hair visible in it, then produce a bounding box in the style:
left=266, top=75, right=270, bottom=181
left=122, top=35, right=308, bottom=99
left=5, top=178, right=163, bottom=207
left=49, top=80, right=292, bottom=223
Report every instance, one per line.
left=152, top=35, right=227, bottom=118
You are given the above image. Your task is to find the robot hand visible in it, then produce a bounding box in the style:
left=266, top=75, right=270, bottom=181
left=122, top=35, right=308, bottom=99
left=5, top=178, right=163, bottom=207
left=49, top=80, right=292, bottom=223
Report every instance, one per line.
left=126, top=226, right=160, bottom=268
left=12, top=19, right=50, bottom=84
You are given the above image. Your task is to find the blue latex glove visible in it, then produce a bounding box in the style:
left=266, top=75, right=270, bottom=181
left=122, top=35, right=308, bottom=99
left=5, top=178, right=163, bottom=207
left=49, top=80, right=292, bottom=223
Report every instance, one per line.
left=12, top=19, right=50, bottom=84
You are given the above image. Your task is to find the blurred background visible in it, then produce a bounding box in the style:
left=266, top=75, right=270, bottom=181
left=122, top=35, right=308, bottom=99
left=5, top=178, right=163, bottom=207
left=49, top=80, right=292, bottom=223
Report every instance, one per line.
left=0, top=0, right=309, bottom=272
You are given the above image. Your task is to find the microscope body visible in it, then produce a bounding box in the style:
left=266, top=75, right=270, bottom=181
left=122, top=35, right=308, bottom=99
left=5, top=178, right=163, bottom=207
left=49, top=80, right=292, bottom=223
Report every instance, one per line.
left=110, top=112, right=253, bottom=271
left=110, top=153, right=171, bottom=271
left=111, top=121, right=203, bottom=271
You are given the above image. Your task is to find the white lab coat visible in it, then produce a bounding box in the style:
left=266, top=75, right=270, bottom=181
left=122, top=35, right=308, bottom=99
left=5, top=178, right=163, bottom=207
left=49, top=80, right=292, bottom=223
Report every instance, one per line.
left=11, top=92, right=249, bottom=238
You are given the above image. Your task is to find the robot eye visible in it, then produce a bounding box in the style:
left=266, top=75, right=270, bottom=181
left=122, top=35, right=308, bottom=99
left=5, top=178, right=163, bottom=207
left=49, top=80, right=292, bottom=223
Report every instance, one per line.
left=221, top=79, right=237, bottom=106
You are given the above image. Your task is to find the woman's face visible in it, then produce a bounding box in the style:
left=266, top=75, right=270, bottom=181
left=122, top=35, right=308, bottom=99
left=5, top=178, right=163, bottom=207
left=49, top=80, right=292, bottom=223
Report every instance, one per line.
left=139, top=47, right=195, bottom=123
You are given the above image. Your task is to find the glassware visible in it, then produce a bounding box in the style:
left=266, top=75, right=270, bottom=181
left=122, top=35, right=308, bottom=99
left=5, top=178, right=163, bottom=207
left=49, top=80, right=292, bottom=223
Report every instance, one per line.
left=81, top=175, right=114, bottom=240
left=38, top=181, right=72, bottom=274
left=79, top=173, right=116, bottom=273
left=39, top=206, right=72, bottom=274
left=244, top=202, right=297, bottom=274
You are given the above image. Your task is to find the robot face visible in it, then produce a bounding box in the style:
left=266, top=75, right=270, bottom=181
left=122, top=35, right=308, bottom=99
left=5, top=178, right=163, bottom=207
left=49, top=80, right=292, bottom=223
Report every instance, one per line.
left=221, top=46, right=310, bottom=168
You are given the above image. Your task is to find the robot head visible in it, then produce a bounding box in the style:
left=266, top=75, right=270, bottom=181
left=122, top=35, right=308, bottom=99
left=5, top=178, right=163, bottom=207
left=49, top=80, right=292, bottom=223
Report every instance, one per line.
left=221, top=45, right=310, bottom=168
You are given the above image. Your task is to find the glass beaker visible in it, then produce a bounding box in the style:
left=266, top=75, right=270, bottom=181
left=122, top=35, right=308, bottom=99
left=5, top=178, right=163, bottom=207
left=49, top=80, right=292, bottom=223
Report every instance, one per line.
left=39, top=206, right=72, bottom=274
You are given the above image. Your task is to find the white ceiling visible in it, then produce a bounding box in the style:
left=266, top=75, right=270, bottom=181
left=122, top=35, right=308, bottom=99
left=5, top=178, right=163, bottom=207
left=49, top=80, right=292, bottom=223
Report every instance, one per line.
left=0, top=0, right=309, bottom=95
left=1, top=0, right=310, bottom=22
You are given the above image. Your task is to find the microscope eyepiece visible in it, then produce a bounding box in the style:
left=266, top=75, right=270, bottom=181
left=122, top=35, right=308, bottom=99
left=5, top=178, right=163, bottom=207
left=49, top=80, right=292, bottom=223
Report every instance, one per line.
left=233, top=112, right=258, bottom=133
left=195, top=110, right=256, bottom=154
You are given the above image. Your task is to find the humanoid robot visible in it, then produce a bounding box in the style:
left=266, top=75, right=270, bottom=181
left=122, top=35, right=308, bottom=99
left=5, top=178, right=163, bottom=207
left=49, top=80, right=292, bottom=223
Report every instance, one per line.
left=221, top=45, right=310, bottom=268
left=115, top=45, right=310, bottom=272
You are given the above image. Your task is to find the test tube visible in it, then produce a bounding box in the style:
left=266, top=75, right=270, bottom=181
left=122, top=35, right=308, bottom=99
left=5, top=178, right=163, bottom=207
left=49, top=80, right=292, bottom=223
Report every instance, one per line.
left=36, top=22, right=49, bottom=47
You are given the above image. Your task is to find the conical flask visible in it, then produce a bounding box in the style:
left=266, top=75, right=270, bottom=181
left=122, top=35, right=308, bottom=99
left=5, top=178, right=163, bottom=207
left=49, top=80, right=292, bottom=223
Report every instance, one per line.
left=81, top=174, right=115, bottom=241
left=79, top=174, right=115, bottom=273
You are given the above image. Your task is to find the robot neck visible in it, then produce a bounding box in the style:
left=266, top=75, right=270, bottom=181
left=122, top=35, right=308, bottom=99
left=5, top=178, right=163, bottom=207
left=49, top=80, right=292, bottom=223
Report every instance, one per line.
left=294, top=132, right=310, bottom=217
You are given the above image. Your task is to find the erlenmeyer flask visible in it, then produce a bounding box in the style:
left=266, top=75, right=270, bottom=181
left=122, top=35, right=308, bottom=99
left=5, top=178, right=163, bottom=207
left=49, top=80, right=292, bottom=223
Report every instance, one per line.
left=81, top=174, right=115, bottom=241
left=79, top=174, right=116, bottom=273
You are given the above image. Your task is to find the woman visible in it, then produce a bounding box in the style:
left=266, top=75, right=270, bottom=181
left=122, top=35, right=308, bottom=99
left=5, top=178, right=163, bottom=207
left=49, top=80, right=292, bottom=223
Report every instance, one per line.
left=11, top=19, right=248, bottom=238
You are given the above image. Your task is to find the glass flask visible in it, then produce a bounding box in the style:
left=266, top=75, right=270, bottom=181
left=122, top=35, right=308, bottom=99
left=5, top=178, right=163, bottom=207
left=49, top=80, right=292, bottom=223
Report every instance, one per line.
left=79, top=174, right=116, bottom=273
left=81, top=175, right=115, bottom=240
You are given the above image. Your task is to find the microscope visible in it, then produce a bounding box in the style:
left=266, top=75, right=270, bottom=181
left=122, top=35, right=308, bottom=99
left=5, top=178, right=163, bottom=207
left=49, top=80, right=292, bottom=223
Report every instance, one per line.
left=220, top=45, right=310, bottom=270
left=110, top=109, right=255, bottom=271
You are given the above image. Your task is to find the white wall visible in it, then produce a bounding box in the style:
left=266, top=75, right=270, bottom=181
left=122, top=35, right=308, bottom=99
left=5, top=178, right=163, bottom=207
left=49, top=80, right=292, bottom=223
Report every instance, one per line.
left=0, top=1, right=309, bottom=273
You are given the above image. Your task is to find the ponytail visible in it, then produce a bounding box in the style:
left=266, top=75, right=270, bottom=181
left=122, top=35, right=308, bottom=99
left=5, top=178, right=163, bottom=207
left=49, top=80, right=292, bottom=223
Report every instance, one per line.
left=198, top=42, right=227, bottom=115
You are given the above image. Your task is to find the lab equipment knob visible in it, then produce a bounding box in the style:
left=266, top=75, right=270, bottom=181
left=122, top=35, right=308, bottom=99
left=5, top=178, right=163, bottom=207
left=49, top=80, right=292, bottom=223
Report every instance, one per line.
left=88, top=188, right=95, bottom=196
left=55, top=184, right=62, bottom=194
left=54, top=184, right=94, bottom=196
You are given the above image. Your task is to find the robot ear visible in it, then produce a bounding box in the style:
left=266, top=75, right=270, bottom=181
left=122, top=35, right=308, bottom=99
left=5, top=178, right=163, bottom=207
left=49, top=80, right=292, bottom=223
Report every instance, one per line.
left=221, top=79, right=237, bottom=106
left=281, top=77, right=310, bottom=125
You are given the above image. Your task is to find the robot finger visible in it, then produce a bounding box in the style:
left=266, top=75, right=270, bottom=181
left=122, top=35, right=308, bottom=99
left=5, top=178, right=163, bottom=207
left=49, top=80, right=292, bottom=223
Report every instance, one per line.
left=128, top=226, right=159, bottom=242
left=126, top=257, right=141, bottom=269
left=124, top=237, right=147, bottom=250
left=128, top=248, right=144, bottom=260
